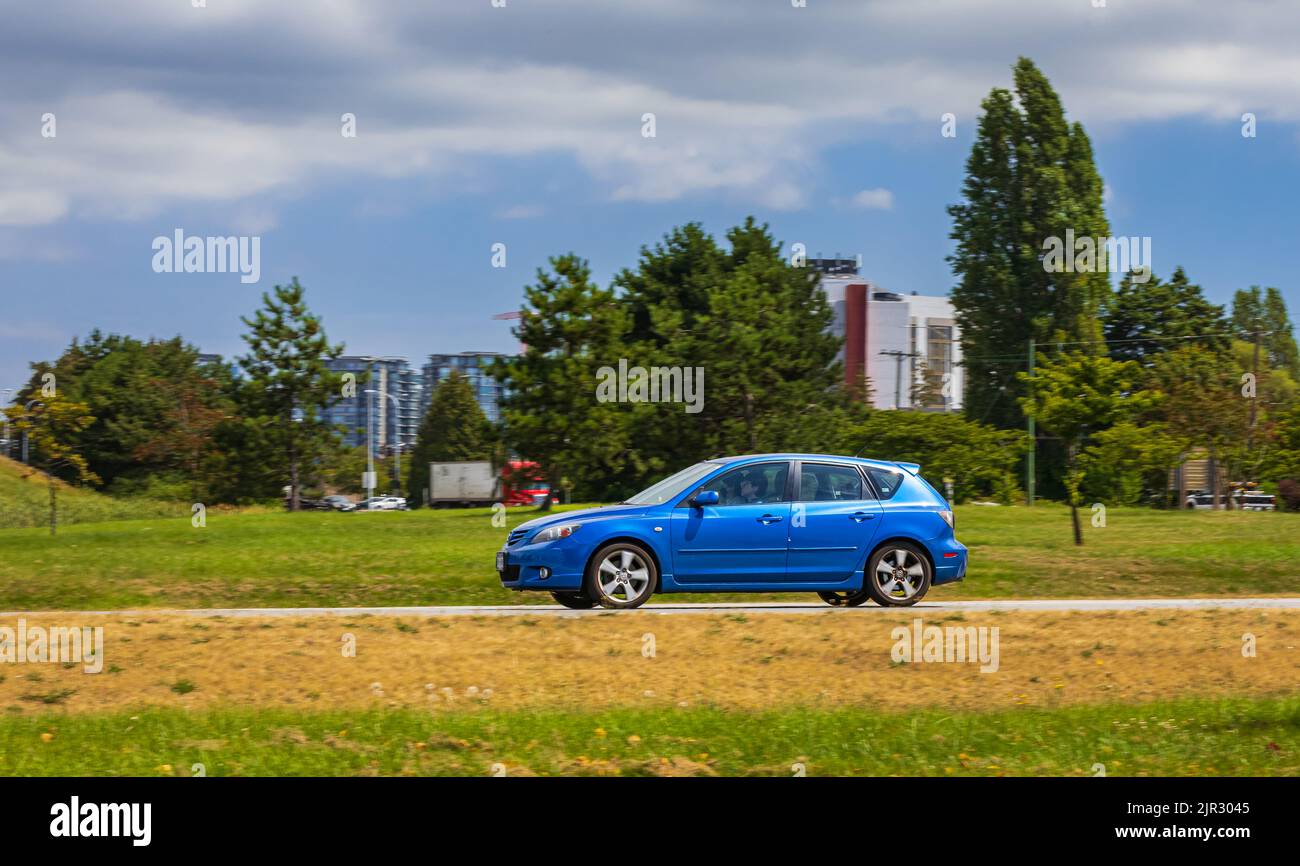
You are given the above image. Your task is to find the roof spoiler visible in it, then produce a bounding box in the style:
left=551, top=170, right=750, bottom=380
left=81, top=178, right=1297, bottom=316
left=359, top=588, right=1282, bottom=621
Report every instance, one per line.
left=895, top=461, right=921, bottom=475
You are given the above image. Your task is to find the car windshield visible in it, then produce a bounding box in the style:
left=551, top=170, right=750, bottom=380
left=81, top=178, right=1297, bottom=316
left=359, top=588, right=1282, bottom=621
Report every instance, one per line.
left=623, top=462, right=720, bottom=505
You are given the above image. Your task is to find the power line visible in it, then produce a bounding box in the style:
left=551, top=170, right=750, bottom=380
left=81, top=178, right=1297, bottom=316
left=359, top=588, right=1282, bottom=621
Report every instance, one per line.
left=958, top=330, right=1261, bottom=364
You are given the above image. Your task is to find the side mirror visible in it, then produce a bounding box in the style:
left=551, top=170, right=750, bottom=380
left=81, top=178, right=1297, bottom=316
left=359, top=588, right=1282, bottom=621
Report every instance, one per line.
left=692, top=490, right=720, bottom=507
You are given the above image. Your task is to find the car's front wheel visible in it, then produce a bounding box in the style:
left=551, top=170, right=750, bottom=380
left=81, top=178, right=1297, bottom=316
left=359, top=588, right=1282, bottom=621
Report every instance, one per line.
left=550, top=591, right=596, bottom=610
left=864, top=542, right=931, bottom=607
left=585, top=543, right=657, bottom=609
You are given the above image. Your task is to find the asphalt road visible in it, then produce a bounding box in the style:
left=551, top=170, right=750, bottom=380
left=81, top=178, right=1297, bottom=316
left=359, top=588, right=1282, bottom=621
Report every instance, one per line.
left=6, top=597, right=1298, bottom=618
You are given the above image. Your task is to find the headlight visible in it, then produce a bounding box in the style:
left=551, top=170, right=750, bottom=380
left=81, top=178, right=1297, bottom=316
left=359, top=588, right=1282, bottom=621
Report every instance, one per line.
left=531, top=523, right=582, bottom=543
left=939, top=510, right=954, bottom=530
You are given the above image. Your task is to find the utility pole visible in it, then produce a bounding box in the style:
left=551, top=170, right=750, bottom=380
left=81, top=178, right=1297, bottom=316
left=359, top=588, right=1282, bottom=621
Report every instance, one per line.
left=1247, top=330, right=1261, bottom=449
left=1026, top=338, right=1036, bottom=506
left=879, top=350, right=919, bottom=410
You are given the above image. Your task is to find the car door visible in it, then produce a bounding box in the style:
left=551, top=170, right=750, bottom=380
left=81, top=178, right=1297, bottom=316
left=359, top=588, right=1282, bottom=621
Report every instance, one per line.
left=786, top=461, right=883, bottom=583
left=671, top=461, right=793, bottom=583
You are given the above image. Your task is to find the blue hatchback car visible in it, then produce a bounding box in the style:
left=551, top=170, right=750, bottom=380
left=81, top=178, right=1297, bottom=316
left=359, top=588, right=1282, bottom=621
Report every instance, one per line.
left=496, top=454, right=967, bottom=609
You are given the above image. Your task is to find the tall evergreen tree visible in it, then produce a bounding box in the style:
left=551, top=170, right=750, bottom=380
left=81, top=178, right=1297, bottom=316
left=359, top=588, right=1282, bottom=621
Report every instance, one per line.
left=1232, top=286, right=1300, bottom=377
left=616, top=219, right=843, bottom=481
left=236, top=278, right=346, bottom=510
left=496, top=254, right=631, bottom=506
left=406, top=371, right=497, bottom=506
left=1103, top=267, right=1229, bottom=364
left=949, top=57, right=1111, bottom=430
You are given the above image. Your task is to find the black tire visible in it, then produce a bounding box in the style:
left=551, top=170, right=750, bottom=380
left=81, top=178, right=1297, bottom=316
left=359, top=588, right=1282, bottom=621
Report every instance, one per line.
left=550, top=591, right=596, bottom=610
left=584, top=542, right=657, bottom=610
left=864, top=541, right=932, bottom=607
left=817, top=590, right=871, bottom=607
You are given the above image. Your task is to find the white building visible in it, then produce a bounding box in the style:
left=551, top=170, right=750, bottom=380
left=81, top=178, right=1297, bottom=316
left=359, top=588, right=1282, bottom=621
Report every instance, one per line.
left=815, top=262, right=963, bottom=412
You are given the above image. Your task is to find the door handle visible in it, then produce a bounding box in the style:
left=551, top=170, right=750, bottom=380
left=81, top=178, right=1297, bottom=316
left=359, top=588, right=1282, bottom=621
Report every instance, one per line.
left=849, top=512, right=876, bottom=522
left=757, top=514, right=784, bottom=525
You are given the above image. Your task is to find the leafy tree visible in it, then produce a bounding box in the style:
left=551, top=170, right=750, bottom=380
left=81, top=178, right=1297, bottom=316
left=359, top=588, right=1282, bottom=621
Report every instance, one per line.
left=949, top=57, right=1111, bottom=431
left=406, top=371, right=498, bottom=507
left=2, top=393, right=99, bottom=535
left=321, top=445, right=370, bottom=496
left=1019, top=352, right=1153, bottom=543
left=1079, top=421, right=1186, bottom=507
left=237, top=278, right=346, bottom=510
left=841, top=411, right=1028, bottom=503
left=1103, top=267, right=1229, bottom=365
left=1145, top=346, right=1252, bottom=509
left=16, top=332, right=230, bottom=492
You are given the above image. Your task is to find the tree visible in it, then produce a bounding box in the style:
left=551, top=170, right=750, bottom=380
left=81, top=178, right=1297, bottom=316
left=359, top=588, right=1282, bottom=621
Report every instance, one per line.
left=406, top=371, right=497, bottom=507
left=3, top=394, right=99, bottom=535
left=1103, top=267, right=1229, bottom=365
left=237, top=278, right=346, bottom=510
left=1079, top=421, right=1186, bottom=507
left=496, top=255, right=631, bottom=508
left=841, top=411, right=1028, bottom=503
left=1145, top=346, right=1251, bottom=509
left=1019, top=352, right=1153, bottom=544
left=614, top=219, right=843, bottom=486
left=1232, top=286, right=1300, bottom=377
left=949, top=57, right=1111, bottom=431
left=321, top=445, right=371, bottom=496
left=16, top=332, right=232, bottom=493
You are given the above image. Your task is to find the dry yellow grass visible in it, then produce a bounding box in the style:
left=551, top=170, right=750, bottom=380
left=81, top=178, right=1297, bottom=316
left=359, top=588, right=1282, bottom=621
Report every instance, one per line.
left=1, top=608, right=1296, bottom=715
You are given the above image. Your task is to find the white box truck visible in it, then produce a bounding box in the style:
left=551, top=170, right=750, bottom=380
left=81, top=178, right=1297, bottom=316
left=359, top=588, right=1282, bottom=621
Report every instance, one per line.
left=429, top=461, right=501, bottom=507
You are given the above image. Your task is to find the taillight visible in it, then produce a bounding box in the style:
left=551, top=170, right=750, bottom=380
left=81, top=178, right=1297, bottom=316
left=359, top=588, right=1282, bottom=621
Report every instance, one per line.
left=939, top=510, right=954, bottom=530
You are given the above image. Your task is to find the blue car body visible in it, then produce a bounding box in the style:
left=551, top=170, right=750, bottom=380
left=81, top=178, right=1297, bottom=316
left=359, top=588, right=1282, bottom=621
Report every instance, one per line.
left=497, top=454, right=966, bottom=599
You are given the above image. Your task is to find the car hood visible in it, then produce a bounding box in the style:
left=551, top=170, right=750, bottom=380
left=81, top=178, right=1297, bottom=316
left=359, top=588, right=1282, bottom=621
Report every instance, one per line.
left=514, top=503, right=651, bottom=535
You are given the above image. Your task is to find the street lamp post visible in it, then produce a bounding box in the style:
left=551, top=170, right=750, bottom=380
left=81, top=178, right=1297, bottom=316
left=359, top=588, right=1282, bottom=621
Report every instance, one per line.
left=365, top=388, right=402, bottom=494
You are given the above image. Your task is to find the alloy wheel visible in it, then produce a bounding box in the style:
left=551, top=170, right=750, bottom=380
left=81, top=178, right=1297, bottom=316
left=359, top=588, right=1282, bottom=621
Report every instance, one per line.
left=874, top=547, right=925, bottom=601
left=595, top=549, right=652, bottom=605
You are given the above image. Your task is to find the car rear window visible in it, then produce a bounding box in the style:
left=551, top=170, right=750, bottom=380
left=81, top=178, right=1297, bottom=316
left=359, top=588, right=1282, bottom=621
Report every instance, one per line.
left=864, top=467, right=903, bottom=500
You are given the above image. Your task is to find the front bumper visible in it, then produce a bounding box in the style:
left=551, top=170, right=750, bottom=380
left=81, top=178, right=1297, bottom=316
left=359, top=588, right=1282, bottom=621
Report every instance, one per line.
left=496, top=540, right=588, bottom=591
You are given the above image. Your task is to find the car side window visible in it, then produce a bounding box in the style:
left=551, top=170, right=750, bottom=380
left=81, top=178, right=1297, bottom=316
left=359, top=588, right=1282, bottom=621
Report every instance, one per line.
left=697, top=462, right=790, bottom=506
left=798, top=464, right=866, bottom=502
left=865, top=467, right=903, bottom=500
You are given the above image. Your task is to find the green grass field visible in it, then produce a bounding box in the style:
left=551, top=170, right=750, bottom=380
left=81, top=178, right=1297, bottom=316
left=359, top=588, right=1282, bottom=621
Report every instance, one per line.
left=4, top=697, right=1296, bottom=776
left=0, top=500, right=1296, bottom=610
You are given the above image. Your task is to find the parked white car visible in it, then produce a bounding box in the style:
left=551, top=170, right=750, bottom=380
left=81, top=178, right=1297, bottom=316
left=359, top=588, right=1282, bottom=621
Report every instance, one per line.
left=357, top=496, right=408, bottom=511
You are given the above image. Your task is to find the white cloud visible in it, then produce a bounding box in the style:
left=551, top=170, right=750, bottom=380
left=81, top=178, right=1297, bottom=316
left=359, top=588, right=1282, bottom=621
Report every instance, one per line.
left=0, top=190, right=68, bottom=227
left=850, top=188, right=895, bottom=211
left=496, top=204, right=547, bottom=220
left=1, top=0, right=1298, bottom=226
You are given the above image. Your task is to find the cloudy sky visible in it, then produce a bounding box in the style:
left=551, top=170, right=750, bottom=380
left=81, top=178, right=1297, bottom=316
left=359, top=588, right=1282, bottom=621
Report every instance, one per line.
left=2, top=0, right=1298, bottom=389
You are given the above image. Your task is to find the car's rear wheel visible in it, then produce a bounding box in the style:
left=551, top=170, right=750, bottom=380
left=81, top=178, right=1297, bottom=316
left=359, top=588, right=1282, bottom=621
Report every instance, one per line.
left=864, top=542, right=931, bottom=607
left=550, top=591, right=596, bottom=610
left=817, top=590, right=871, bottom=607
left=585, top=543, right=657, bottom=609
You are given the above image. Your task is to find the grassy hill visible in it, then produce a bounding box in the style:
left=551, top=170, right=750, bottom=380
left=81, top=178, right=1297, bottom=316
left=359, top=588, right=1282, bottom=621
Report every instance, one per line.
left=0, top=454, right=184, bottom=530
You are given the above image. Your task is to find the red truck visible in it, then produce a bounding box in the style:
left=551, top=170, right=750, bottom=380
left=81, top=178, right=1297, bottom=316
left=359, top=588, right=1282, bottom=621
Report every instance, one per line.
left=427, top=459, right=558, bottom=507
left=500, top=460, right=558, bottom=506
